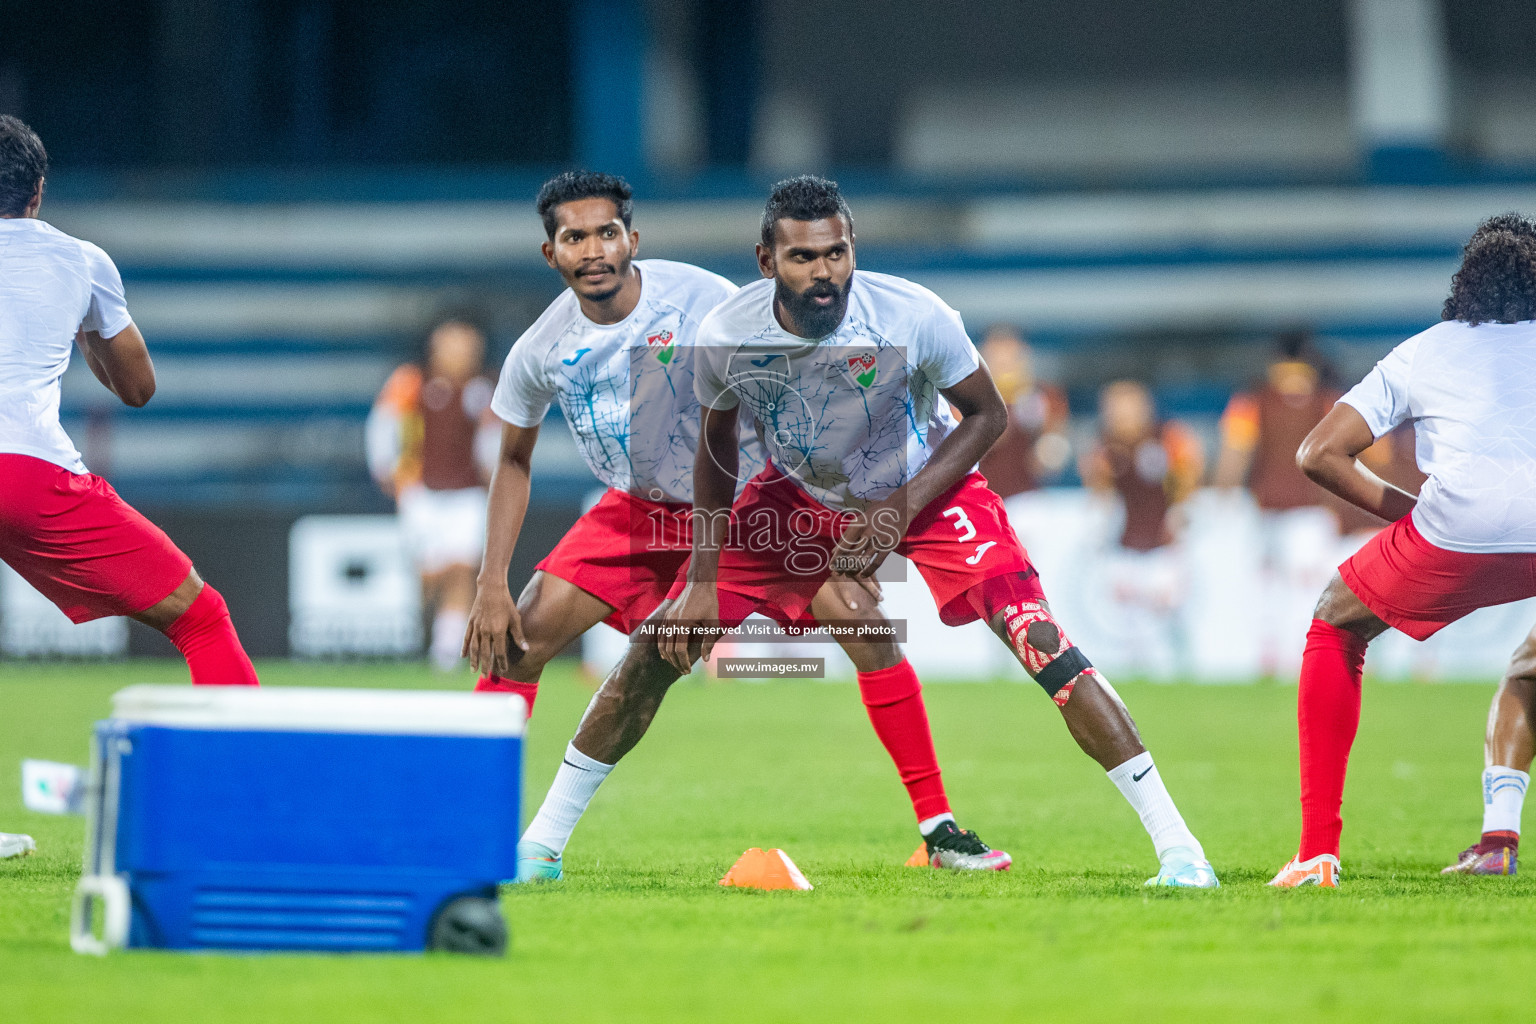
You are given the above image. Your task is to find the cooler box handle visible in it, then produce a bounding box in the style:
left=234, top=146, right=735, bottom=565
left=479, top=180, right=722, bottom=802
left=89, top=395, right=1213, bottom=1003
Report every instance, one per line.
left=70, top=874, right=130, bottom=955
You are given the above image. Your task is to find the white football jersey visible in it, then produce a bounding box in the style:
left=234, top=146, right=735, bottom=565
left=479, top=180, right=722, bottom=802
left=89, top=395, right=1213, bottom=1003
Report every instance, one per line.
left=493, top=259, right=763, bottom=503
left=692, top=270, right=980, bottom=511
left=0, top=218, right=132, bottom=475
left=1341, top=319, right=1536, bottom=552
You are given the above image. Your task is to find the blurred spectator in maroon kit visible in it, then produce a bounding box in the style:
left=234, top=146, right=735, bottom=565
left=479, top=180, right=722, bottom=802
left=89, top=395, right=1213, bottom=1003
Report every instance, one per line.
left=976, top=325, right=1071, bottom=497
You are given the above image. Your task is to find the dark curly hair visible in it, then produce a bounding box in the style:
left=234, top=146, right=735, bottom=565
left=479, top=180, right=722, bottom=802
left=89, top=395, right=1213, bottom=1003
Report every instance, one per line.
left=760, top=175, right=853, bottom=247
left=1442, top=213, right=1536, bottom=325
left=0, top=115, right=47, bottom=217
left=535, top=170, right=633, bottom=240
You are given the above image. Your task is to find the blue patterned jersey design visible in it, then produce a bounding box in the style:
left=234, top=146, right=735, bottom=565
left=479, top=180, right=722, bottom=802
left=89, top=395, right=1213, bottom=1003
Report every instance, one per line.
left=492, top=260, right=764, bottom=503
left=692, top=271, right=981, bottom=511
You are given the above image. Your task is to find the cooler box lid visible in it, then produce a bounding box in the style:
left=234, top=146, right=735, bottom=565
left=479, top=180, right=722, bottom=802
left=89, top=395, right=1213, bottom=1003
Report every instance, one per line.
left=109, top=685, right=525, bottom=738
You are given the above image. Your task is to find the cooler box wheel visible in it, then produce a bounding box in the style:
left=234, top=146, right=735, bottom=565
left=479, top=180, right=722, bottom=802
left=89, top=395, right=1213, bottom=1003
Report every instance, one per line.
left=428, top=894, right=508, bottom=955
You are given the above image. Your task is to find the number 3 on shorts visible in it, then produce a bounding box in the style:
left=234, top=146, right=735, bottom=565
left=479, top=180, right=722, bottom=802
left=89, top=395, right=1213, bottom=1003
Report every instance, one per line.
left=942, top=505, right=976, bottom=542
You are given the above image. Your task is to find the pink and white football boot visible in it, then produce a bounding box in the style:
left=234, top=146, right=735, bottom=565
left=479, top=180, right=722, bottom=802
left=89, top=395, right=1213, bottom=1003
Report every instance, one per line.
left=922, top=820, right=1013, bottom=871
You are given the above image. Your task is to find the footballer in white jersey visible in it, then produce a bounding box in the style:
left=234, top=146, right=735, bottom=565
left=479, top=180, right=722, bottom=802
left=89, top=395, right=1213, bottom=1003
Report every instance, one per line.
left=0, top=115, right=258, bottom=743
left=462, top=173, right=1012, bottom=883
left=505, top=175, right=1215, bottom=889
left=1271, top=213, right=1536, bottom=887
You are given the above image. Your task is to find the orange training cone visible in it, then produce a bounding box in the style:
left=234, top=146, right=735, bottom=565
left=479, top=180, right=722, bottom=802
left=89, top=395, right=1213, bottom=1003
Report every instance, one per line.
left=719, top=847, right=814, bottom=890
left=905, top=843, right=932, bottom=868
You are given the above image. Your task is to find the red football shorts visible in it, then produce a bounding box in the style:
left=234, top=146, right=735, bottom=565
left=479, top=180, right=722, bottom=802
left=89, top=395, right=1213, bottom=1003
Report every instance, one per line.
left=1339, top=513, right=1536, bottom=641
left=665, top=464, right=1041, bottom=628
left=0, top=453, right=194, bottom=623
left=536, top=487, right=694, bottom=634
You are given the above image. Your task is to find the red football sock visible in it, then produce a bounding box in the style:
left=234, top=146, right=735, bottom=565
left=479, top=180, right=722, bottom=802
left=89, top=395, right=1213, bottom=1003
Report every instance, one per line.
left=1477, top=830, right=1519, bottom=854
left=475, top=675, right=539, bottom=717
left=857, top=659, right=950, bottom=823
left=163, top=584, right=258, bottom=687
left=1297, top=619, right=1368, bottom=860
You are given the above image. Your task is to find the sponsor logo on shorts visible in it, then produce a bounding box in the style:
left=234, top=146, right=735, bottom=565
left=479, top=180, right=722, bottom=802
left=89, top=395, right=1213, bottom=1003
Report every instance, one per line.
left=966, top=540, right=997, bottom=565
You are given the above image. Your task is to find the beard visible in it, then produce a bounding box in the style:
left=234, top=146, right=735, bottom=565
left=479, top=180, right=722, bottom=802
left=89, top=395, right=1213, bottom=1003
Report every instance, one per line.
left=574, top=250, right=633, bottom=303
left=776, top=270, right=853, bottom=339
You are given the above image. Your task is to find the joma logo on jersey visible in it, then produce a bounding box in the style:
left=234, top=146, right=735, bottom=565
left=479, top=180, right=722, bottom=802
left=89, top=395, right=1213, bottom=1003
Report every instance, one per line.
left=647, top=331, right=676, bottom=364
left=847, top=353, right=878, bottom=388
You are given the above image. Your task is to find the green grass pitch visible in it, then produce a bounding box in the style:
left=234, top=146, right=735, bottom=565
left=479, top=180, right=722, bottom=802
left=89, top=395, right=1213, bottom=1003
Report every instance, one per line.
left=4, top=659, right=1536, bottom=1022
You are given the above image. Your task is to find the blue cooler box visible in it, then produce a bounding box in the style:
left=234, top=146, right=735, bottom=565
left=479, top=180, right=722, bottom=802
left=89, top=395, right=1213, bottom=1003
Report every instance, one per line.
left=70, top=685, right=524, bottom=955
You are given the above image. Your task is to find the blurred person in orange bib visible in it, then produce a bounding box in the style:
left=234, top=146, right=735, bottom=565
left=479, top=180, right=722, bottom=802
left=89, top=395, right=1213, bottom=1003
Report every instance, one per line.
left=367, top=320, right=499, bottom=671
left=1213, top=331, right=1345, bottom=676
left=975, top=324, right=1071, bottom=498
left=1080, top=380, right=1204, bottom=678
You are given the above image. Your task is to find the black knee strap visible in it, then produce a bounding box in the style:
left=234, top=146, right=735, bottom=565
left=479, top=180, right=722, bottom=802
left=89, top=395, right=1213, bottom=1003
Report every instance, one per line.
left=1035, top=646, right=1091, bottom=697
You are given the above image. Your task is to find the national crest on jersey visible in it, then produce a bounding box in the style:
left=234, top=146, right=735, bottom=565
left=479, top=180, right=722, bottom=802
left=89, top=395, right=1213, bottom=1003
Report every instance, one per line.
left=846, top=352, right=878, bottom=388
left=646, top=330, right=676, bottom=364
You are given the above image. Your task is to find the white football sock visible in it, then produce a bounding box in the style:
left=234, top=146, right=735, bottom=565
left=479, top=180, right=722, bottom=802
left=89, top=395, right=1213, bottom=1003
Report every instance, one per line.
left=1107, top=751, right=1205, bottom=862
left=520, top=743, right=614, bottom=855
left=918, top=811, right=955, bottom=836
left=1482, top=766, right=1529, bottom=835
left=430, top=609, right=468, bottom=671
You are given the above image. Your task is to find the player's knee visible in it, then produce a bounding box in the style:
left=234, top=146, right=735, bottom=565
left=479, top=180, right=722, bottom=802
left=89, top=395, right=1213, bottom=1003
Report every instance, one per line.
left=1312, top=575, right=1357, bottom=626
left=1025, top=619, right=1061, bottom=657
left=1311, top=576, right=1390, bottom=642
left=136, top=568, right=203, bottom=631
left=999, top=600, right=1092, bottom=708
left=609, top=636, right=680, bottom=693
left=844, top=640, right=902, bottom=674
left=511, top=632, right=563, bottom=674
left=1504, top=637, right=1536, bottom=686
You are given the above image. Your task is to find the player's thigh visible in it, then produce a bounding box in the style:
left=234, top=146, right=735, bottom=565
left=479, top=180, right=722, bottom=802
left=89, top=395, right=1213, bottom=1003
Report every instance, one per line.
left=0, top=464, right=194, bottom=623
left=515, top=570, right=617, bottom=656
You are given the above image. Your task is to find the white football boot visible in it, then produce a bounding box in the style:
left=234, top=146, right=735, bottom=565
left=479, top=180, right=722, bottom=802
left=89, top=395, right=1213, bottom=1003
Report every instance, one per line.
left=1146, top=846, right=1220, bottom=887
left=1268, top=853, right=1340, bottom=888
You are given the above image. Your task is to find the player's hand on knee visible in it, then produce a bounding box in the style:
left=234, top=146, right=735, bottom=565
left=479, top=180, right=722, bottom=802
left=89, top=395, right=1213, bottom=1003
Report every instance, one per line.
left=831, top=501, right=903, bottom=580
left=660, top=582, right=720, bottom=673
left=463, top=585, right=527, bottom=676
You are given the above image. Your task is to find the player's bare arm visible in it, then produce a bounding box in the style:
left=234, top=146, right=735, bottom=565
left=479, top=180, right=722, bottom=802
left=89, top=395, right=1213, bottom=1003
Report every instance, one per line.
left=833, top=363, right=1008, bottom=579
left=464, top=421, right=538, bottom=674
left=76, top=323, right=155, bottom=408
left=1297, top=403, right=1417, bottom=523
left=660, top=403, right=738, bottom=672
